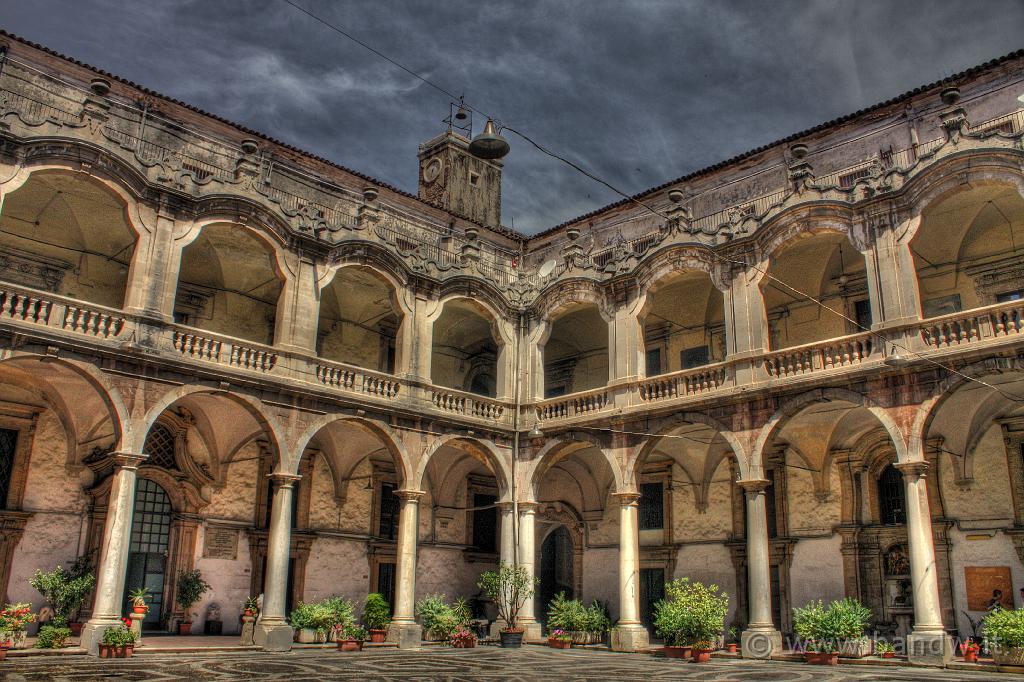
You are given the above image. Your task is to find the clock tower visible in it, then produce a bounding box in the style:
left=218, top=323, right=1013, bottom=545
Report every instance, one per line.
left=417, top=130, right=503, bottom=229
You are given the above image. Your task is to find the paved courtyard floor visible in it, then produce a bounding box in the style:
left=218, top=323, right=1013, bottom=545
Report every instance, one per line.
left=0, top=646, right=1019, bottom=681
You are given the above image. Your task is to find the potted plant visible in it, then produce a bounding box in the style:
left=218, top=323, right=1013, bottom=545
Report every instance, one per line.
left=548, top=628, right=571, bottom=649
left=242, top=595, right=259, bottom=618
left=99, top=624, right=137, bottom=658
left=547, top=593, right=609, bottom=645
left=0, top=603, right=35, bottom=649
left=290, top=602, right=334, bottom=643
left=35, top=624, right=72, bottom=649
left=0, top=637, right=10, bottom=661
left=28, top=564, right=95, bottom=636
left=793, top=600, right=837, bottom=665
left=654, top=578, right=728, bottom=663
left=985, top=608, right=1024, bottom=665
left=128, top=587, right=151, bottom=615
left=449, top=627, right=477, bottom=648
left=362, top=593, right=390, bottom=643
left=726, top=627, right=739, bottom=653
left=175, top=569, right=210, bottom=635
left=337, top=623, right=366, bottom=652
left=415, top=594, right=469, bottom=642
left=831, top=598, right=872, bottom=658
left=876, top=640, right=896, bottom=659
left=478, top=561, right=538, bottom=649
left=960, top=638, right=980, bottom=663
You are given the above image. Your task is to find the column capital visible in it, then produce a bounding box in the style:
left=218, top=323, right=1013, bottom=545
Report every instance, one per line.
left=395, top=489, right=425, bottom=502
left=611, top=491, right=641, bottom=506
left=112, top=452, right=147, bottom=470
left=495, top=501, right=516, bottom=513
left=737, top=478, right=771, bottom=494
left=895, top=460, right=929, bottom=480
left=267, top=472, right=301, bottom=488
left=517, top=501, right=539, bottom=514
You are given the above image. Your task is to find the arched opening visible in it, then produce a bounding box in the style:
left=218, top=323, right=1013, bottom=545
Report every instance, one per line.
left=0, top=171, right=137, bottom=308
left=317, top=266, right=401, bottom=372
left=633, top=420, right=742, bottom=634
left=922, top=365, right=1024, bottom=634
left=539, top=525, right=575, bottom=626
left=912, top=185, right=1024, bottom=318
left=531, top=440, right=615, bottom=622
left=431, top=299, right=499, bottom=397
left=122, top=478, right=173, bottom=629
left=761, top=231, right=868, bottom=350
left=417, top=437, right=508, bottom=604
left=296, top=418, right=409, bottom=609
left=174, top=223, right=284, bottom=345
left=641, top=270, right=725, bottom=376
left=543, top=304, right=608, bottom=397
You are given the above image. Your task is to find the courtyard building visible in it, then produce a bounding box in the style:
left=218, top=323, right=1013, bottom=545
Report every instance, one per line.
left=0, top=29, right=1023, bottom=667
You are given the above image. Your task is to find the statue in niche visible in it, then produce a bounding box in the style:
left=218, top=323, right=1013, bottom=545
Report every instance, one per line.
left=885, top=545, right=910, bottom=576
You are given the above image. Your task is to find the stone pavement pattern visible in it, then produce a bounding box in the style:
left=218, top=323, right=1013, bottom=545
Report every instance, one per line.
left=0, top=648, right=1018, bottom=682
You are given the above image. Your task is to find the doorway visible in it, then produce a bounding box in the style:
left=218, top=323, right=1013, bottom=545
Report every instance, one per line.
left=640, top=567, right=665, bottom=635
left=122, top=478, right=172, bottom=629
left=539, top=526, right=574, bottom=624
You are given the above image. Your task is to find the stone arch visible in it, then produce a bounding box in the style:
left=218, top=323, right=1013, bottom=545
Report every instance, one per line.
left=413, top=434, right=510, bottom=500
left=289, top=413, right=413, bottom=487
left=902, top=154, right=1024, bottom=226
left=134, top=385, right=286, bottom=470
left=527, top=432, right=622, bottom=501
left=752, top=388, right=909, bottom=474
left=633, top=244, right=717, bottom=294
left=0, top=351, right=131, bottom=459
left=531, top=278, right=610, bottom=323
left=755, top=214, right=856, bottom=263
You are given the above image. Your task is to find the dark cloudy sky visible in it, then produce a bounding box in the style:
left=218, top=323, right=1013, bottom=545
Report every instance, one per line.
left=5, top=1, right=1023, bottom=233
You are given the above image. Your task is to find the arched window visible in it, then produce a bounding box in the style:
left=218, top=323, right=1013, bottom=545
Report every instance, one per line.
left=143, top=423, right=178, bottom=471
left=878, top=465, right=906, bottom=525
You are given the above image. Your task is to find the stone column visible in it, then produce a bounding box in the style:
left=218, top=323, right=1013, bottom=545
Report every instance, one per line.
left=611, top=492, right=649, bottom=652
left=719, top=262, right=769, bottom=384
left=738, top=479, right=782, bottom=659
left=608, top=301, right=643, bottom=384
left=123, top=201, right=179, bottom=321
left=254, top=473, right=299, bottom=652
left=80, top=452, right=146, bottom=656
left=489, top=501, right=518, bottom=638
left=389, top=490, right=424, bottom=648
left=896, top=461, right=953, bottom=665
left=516, top=502, right=543, bottom=640
left=395, top=293, right=438, bottom=383
left=273, top=257, right=321, bottom=354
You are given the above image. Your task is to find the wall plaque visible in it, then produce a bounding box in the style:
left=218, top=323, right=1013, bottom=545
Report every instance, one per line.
left=965, top=566, right=1013, bottom=611
left=203, top=525, right=238, bottom=560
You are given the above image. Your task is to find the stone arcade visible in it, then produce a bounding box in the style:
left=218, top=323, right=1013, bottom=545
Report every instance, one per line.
left=0, top=31, right=1023, bottom=666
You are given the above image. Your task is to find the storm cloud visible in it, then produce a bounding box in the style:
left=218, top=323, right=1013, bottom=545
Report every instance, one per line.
left=4, top=0, right=1022, bottom=233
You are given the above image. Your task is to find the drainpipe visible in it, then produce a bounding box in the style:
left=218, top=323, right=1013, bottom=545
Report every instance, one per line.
left=510, top=308, right=527, bottom=567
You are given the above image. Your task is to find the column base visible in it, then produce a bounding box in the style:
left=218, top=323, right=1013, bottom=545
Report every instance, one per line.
left=387, top=621, right=423, bottom=649
left=254, top=620, right=294, bottom=651
left=611, top=625, right=650, bottom=652
left=80, top=618, right=120, bottom=656
left=488, top=619, right=507, bottom=640
left=517, top=620, right=544, bottom=642
left=907, top=630, right=954, bottom=666
left=741, top=627, right=782, bottom=659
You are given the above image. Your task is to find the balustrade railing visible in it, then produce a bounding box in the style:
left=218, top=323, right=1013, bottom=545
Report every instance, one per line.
left=919, top=300, right=1024, bottom=349
left=315, top=360, right=401, bottom=399
left=430, top=387, right=506, bottom=420
left=640, top=362, right=729, bottom=402
left=171, top=328, right=276, bottom=372
left=536, top=387, right=610, bottom=422
left=764, top=332, right=875, bottom=379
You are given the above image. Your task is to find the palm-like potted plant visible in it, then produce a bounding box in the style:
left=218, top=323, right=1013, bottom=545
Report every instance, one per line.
left=477, top=562, right=538, bottom=649
left=362, top=593, right=390, bottom=643
left=175, top=569, right=210, bottom=635
left=242, top=595, right=259, bottom=618
left=128, top=587, right=151, bottom=615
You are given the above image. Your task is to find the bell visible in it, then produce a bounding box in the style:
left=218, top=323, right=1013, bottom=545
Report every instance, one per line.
left=468, top=119, right=510, bottom=160
left=454, top=105, right=468, bottom=121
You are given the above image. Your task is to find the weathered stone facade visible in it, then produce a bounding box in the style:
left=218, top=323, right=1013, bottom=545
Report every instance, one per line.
left=0, top=31, right=1023, bottom=664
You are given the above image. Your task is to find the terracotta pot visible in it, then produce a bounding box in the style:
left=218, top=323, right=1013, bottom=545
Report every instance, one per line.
left=178, top=622, right=192, bottom=636
left=337, top=638, right=363, bottom=652
left=548, top=638, right=571, bottom=649
left=805, top=651, right=839, bottom=665
left=369, top=629, right=387, bottom=643
left=124, top=645, right=134, bottom=658
left=0, top=648, right=7, bottom=661
left=243, top=609, right=254, bottom=618
left=663, top=646, right=692, bottom=659
left=499, top=630, right=524, bottom=649
left=692, top=648, right=714, bottom=663
left=68, top=622, right=83, bottom=636
left=726, top=643, right=737, bottom=653
left=451, top=639, right=476, bottom=648
left=882, top=651, right=895, bottom=659
left=132, top=605, right=148, bottom=615
left=964, top=651, right=978, bottom=663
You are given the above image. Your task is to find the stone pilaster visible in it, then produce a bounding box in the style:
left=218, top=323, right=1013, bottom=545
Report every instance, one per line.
left=81, top=452, right=147, bottom=656
left=255, top=473, right=299, bottom=652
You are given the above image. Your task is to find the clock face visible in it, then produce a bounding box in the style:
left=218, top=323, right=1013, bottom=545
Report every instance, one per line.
left=423, top=158, right=442, bottom=184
